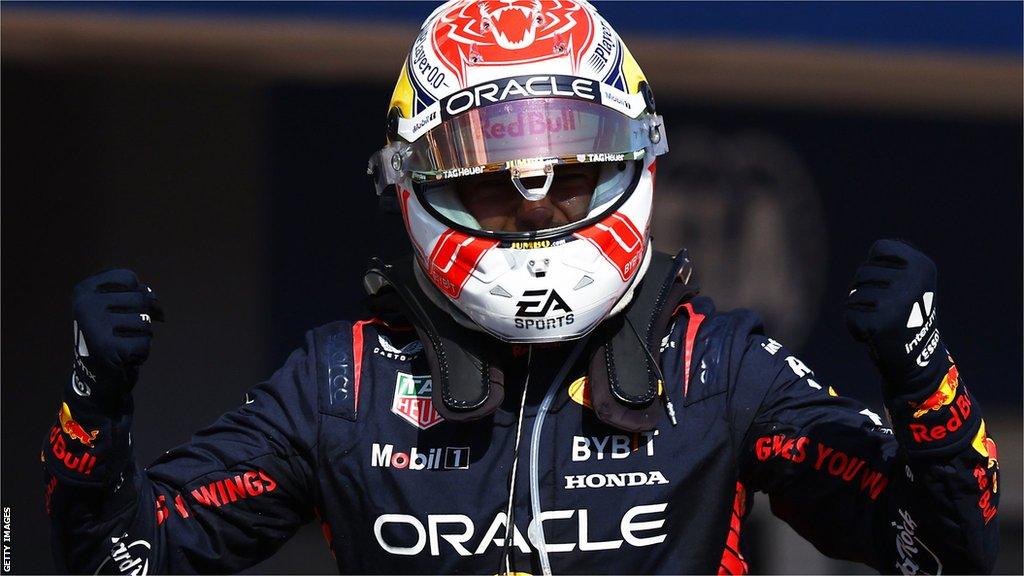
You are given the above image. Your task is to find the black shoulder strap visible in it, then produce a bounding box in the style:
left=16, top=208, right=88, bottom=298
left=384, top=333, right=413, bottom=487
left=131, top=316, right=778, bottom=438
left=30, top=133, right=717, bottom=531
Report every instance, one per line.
left=364, top=256, right=505, bottom=422
left=587, top=249, right=699, bottom=432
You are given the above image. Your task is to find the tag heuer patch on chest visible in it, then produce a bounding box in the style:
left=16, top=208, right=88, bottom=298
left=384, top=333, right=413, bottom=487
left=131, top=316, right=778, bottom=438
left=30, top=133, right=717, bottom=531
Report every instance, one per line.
left=392, top=372, right=444, bottom=430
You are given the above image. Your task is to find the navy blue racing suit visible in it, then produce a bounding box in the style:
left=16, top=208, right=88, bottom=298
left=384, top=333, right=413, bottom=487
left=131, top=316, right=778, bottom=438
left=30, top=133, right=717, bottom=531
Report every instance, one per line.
left=42, top=295, right=1000, bottom=574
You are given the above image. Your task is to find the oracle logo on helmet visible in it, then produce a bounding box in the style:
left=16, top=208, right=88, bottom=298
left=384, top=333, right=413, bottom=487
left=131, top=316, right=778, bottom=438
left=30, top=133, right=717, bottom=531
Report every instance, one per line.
left=441, top=75, right=599, bottom=118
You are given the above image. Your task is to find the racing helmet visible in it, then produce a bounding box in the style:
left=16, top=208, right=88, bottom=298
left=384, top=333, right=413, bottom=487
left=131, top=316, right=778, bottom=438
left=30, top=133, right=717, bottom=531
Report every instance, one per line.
left=369, top=0, right=668, bottom=343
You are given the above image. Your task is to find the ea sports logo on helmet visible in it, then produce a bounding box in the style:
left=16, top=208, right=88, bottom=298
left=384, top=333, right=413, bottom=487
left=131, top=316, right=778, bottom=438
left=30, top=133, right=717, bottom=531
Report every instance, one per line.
left=433, top=0, right=594, bottom=83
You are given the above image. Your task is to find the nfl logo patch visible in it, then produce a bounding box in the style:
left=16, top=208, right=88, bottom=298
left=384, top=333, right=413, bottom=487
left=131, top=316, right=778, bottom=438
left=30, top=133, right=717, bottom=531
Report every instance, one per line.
left=391, top=372, right=444, bottom=430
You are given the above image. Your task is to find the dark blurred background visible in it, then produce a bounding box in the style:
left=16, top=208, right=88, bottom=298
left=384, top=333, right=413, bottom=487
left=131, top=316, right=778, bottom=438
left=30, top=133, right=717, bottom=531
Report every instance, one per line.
left=2, top=1, right=1021, bottom=574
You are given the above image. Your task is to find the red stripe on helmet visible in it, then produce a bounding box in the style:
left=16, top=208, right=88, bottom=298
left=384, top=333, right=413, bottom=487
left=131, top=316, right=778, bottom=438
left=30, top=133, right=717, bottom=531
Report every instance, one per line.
left=426, top=229, right=499, bottom=299
left=574, top=212, right=645, bottom=282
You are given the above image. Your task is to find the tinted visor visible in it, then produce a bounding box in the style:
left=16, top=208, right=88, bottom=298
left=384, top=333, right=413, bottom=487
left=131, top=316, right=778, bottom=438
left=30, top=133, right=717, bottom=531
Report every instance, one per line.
left=405, top=98, right=651, bottom=179
left=417, top=159, right=641, bottom=237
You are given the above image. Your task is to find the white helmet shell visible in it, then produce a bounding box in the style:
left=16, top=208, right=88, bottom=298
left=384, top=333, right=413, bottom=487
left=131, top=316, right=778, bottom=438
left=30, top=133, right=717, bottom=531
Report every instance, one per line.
left=372, top=0, right=668, bottom=343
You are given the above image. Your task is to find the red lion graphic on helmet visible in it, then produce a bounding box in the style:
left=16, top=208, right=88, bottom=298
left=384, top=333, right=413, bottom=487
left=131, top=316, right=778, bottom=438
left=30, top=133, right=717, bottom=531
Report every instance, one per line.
left=431, top=0, right=594, bottom=84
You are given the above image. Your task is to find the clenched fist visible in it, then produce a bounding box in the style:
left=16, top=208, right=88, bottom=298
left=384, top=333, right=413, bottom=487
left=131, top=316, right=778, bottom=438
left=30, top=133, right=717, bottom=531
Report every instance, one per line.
left=845, top=239, right=947, bottom=388
left=71, top=269, right=164, bottom=401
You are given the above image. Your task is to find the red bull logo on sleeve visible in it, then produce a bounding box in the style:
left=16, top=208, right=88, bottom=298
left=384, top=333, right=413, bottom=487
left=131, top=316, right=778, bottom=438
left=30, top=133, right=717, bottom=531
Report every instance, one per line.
left=48, top=425, right=98, bottom=475
left=59, top=402, right=99, bottom=448
left=391, top=372, right=444, bottom=430
left=909, top=364, right=958, bottom=419
left=970, top=420, right=999, bottom=524
left=972, top=421, right=999, bottom=471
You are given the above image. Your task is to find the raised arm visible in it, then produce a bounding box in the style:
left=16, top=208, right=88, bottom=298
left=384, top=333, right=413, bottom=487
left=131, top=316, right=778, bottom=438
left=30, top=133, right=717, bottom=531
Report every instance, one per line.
left=737, top=240, right=999, bottom=574
left=42, top=270, right=319, bottom=573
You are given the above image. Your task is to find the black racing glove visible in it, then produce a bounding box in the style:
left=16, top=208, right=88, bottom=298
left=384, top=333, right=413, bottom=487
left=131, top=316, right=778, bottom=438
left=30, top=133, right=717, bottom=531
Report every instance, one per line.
left=71, top=269, right=164, bottom=405
left=844, top=239, right=947, bottom=394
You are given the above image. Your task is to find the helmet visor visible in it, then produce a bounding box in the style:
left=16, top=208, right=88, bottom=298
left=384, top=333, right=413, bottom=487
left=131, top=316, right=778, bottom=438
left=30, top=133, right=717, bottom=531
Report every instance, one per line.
left=405, top=98, right=652, bottom=179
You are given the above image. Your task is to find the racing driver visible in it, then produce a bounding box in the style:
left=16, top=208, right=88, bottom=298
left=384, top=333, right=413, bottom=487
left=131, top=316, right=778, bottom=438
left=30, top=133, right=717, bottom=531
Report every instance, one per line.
left=43, top=1, right=1000, bottom=574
